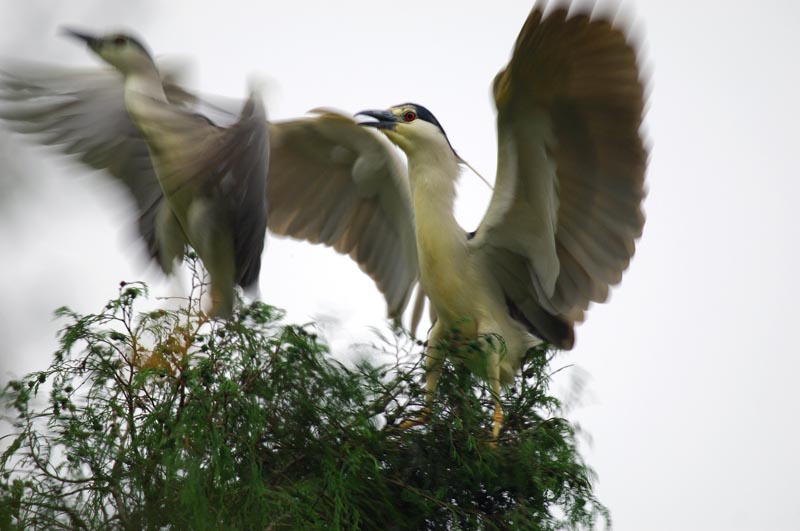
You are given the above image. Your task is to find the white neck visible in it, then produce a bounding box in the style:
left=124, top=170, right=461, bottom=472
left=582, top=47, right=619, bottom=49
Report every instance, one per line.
left=120, top=62, right=170, bottom=147
left=408, top=149, right=462, bottom=235
left=123, top=62, right=167, bottom=103
left=406, top=144, right=470, bottom=322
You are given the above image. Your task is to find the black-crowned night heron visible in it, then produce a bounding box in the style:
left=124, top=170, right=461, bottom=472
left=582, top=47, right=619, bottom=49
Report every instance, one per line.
left=358, top=5, right=647, bottom=437
left=1, top=30, right=270, bottom=318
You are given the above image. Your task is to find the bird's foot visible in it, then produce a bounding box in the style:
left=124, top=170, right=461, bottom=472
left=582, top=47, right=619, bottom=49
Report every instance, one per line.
left=397, top=407, right=431, bottom=430
left=489, top=403, right=504, bottom=449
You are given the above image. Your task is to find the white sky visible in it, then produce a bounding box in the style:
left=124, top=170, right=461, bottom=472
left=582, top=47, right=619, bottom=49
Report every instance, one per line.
left=1, top=1, right=799, bottom=529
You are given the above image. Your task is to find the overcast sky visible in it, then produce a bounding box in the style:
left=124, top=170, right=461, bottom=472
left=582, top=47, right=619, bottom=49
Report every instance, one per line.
left=1, top=1, right=798, bottom=530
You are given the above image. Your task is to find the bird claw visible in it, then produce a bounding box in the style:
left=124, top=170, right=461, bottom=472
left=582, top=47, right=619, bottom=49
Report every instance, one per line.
left=397, top=407, right=431, bottom=430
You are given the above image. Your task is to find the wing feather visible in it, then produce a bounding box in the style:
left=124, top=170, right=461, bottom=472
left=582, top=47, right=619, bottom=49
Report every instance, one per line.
left=266, top=112, right=418, bottom=318
left=0, top=62, right=269, bottom=290
left=471, top=4, right=647, bottom=348
left=0, top=64, right=168, bottom=266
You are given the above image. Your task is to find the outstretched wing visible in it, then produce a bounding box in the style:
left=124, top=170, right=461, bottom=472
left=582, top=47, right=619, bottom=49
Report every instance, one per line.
left=0, top=62, right=235, bottom=268
left=0, top=63, right=168, bottom=263
left=470, top=5, right=648, bottom=348
left=267, top=111, right=418, bottom=319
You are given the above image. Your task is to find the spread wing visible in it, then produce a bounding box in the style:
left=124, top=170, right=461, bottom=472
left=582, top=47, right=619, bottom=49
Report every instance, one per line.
left=470, top=6, right=648, bottom=348
left=0, top=62, right=235, bottom=268
left=0, top=63, right=167, bottom=263
left=267, top=111, right=418, bottom=319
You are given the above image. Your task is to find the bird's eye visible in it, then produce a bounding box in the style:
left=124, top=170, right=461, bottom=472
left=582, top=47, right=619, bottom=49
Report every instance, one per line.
left=113, top=36, right=128, bottom=46
left=403, top=111, right=417, bottom=122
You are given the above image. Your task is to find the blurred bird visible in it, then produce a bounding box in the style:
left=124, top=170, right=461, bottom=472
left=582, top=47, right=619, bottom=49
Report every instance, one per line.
left=1, top=30, right=270, bottom=318
left=358, top=4, right=648, bottom=437
left=0, top=35, right=418, bottom=324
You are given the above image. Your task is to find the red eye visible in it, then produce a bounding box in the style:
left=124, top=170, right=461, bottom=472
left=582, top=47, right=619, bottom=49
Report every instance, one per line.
left=113, top=36, right=128, bottom=46
left=403, top=111, right=417, bottom=122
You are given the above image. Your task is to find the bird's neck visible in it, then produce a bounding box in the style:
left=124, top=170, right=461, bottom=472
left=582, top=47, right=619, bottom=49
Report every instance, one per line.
left=408, top=146, right=462, bottom=236
left=123, top=63, right=168, bottom=104
left=407, top=147, right=470, bottom=322
left=121, top=64, right=170, bottom=152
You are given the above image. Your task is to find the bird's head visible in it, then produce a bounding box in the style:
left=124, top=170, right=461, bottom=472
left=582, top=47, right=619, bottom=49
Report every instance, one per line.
left=357, top=103, right=456, bottom=157
left=62, top=29, right=154, bottom=75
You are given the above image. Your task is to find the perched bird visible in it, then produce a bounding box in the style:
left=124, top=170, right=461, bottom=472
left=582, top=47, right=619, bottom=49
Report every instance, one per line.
left=1, top=30, right=270, bottom=318
left=358, top=4, right=647, bottom=437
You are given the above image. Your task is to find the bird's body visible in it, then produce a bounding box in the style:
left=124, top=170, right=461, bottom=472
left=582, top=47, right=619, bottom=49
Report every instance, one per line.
left=121, top=65, right=238, bottom=311
left=403, top=123, right=538, bottom=385
left=14, top=30, right=270, bottom=318
left=408, top=146, right=466, bottom=323
left=360, top=5, right=648, bottom=436
left=0, top=63, right=419, bottom=324
left=99, top=35, right=269, bottom=317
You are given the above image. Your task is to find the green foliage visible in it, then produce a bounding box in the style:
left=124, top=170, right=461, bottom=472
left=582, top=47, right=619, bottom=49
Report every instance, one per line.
left=0, top=264, right=608, bottom=530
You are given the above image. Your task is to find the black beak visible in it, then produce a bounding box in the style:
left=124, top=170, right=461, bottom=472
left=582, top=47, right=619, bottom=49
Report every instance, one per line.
left=356, top=109, right=398, bottom=130
left=61, top=28, right=100, bottom=49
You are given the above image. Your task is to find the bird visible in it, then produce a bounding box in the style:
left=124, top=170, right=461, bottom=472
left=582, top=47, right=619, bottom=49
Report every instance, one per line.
left=68, top=29, right=271, bottom=318
left=0, top=33, right=419, bottom=323
left=0, top=29, right=270, bottom=318
left=357, top=4, right=647, bottom=438
left=1, top=30, right=272, bottom=318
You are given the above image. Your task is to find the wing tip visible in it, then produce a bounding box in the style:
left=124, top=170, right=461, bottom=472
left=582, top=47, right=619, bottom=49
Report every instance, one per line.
left=559, top=328, right=575, bottom=350
left=547, top=315, right=575, bottom=350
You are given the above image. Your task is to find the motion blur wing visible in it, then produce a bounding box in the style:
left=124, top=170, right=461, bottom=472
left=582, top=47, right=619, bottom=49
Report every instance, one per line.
left=0, top=62, right=240, bottom=270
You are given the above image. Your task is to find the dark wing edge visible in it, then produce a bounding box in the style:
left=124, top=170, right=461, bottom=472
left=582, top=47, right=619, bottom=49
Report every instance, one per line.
left=226, top=92, right=269, bottom=289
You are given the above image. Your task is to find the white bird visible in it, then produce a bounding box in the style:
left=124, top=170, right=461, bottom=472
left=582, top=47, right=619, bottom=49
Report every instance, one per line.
left=357, top=4, right=647, bottom=437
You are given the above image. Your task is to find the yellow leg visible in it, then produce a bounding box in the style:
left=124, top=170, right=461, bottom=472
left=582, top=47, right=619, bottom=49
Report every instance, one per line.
left=398, top=406, right=431, bottom=430
left=398, top=337, right=445, bottom=429
left=492, top=399, right=504, bottom=443
left=208, top=282, right=234, bottom=319
left=488, top=346, right=503, bottom=447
